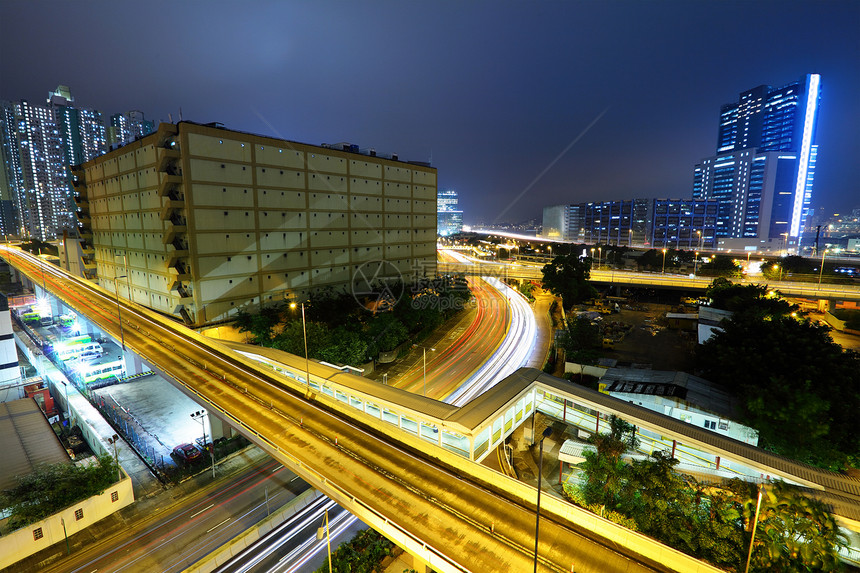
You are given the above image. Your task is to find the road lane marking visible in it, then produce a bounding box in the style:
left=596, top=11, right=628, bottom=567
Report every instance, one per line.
left=189, top=504, right=214, bottom=519
left=206, top=518, right=231, bottom=533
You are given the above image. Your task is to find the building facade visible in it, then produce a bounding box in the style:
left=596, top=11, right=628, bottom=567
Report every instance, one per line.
left=0, top=86, right=158, bottom=241
left=541, top=200, right=648, bottom=245
left=650, top=199, right=719, bottom=249
left=72, top=122, right=437, bottom=326
left=693, top=74, right=821, bottom=247
left=0, top=99, right=72, bottom=241
left=437, top=189, right=463, bottom=235
left=108, top=111, right=154, bottom=150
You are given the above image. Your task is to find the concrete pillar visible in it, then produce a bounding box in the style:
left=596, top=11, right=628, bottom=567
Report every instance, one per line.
left=209, top=415, right=233, bottom=440
left=404, top=551, right=430, bottom=573
left=122, top=350, right=148, bottom=376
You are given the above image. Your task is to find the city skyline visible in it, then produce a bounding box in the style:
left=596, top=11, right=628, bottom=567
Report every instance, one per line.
left=1, top=1, right=858, bottom=226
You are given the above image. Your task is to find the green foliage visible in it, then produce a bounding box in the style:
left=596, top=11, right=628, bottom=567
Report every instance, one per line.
left=237, top=277, right=472, bottom=366
left=698, top=254, right=741, bottom=277
left=559, top=316, right=602, bottom=365
left=697, top=311, right=860, bottom=468
left=572, top=440, right=846, bottom=573
left=749, top=481, right=848, bottom=573
left=562, top=482, right=639, bottom=531
left=580, top=416, right=638, bottom=510
left=636, top=248, right=690, bottom=271
left=0, top=454, right=119, bottom=531
left=234, top=304, right=283, bottom=345
left=541, top=254, right=597, bottom=310
left=315, top=528, right=394, bottom=573
left=704, top=280, right=795, bottom=317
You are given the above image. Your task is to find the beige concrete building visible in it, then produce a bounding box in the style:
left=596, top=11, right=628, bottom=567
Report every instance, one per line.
left=71, top=122, right=437, bottom=327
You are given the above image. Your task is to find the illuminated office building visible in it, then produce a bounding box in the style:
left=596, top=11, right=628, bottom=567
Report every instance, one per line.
left=437, top=189, right=463, bottom=235
left=693, top=74, right=820, bottom=245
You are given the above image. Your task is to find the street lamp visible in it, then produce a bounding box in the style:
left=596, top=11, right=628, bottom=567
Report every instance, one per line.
left=290, top=302, right=311, bottom=393
left=781, top=232, right=789, bottom=256
left=191, top=410, right=216, bottom=478
left=774, top=263, right=783, bottom=282
left=590, top=248, right=595, bottom=270
left=533, top=426, right=553, bottom=573
left=106, top=434, right=122, bottom=482
left=744, top=485, right=764, bottom=573
left=597, top=246, right=602, bottom=270
left=628, top=228, right=633, bottom=248
left=317, top=508, right=333, bottom=573
left=661, top=248, right=668, bottom=275
left=413, top=344, right=436, bottom=397
left=818, top=249, right=828, bottom=289
left=694, top=251, right=699, bottom=276
left=696, top=230, right=702, bottom=252
left=112, top=275, right=128, bottom=351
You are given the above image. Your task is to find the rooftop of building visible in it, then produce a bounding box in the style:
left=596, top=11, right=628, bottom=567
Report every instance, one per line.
left=74, top=120, right=435, bottom=171
left=600, top=366, right=739, bottom=420
left=0, top=398, right=70, bottom=492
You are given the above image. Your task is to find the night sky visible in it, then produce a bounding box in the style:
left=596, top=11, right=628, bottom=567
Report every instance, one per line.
left=2, top=1, right=858, bottom=225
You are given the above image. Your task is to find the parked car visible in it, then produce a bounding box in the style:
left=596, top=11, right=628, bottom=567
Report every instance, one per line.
left=172, top=443, right=202, bottom=462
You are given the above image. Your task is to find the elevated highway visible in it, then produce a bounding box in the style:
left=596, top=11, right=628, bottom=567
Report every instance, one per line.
left=3, top=247, right=721, bottom=572
left=437, top=261, right=860, bottom=302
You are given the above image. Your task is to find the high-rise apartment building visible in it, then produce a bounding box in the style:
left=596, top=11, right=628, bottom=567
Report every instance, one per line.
left=109, top=111, right=155, bottom=149
left=0, top=98, right=72, bottom=241
left=72, top=122, right=437, bottom=327
left=49, top=85, right=107, bottom=166
left=693, top=74, right=820, bottom=245
left=0, top=86, right=157, bottom=241
left=437, top=189, right=463, bottom=235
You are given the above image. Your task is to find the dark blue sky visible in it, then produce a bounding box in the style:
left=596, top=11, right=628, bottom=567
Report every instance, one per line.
left=2, top=1, right=858, bottom=225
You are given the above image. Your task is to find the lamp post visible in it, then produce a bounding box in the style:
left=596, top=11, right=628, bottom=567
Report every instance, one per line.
left=628, top=228, right=633, bottom=248
left=661, top=248, right=668, bottom=275
left=413, top=344, right=436, bottom=397
left=818, top=249, right=827, bottom=289
left=597, top=246, right=602, bottom=270
left=694, top=251, right=699, bottom=276
left=696, top=230, right=702, bottom=253
left=781, top=232, right=789, bottom=256
left=316, top=508, right=333, bottom=573
left=533, top=426, right=553, bottom=573
left=37, top=248, right=47, bottom=294
left=191, top=409, right=216, bottom=478
left=774, top=263, right=783, bottom=282
left=107, top=434, right=122, bottom=482
left=744, top=485, right=764, bottom=573
left=112, top=275, right=127, bottom=351
left=590, top=248, right=595, bottom=270
left=290, top=302, right=310, bottom=393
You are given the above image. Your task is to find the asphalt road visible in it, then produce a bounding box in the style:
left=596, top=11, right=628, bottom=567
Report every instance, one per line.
left=4, top=247, right=673, bottom=572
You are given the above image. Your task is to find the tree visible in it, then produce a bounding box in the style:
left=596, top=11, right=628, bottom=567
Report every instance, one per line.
left=749, top=481, right=847, bottom=573
left=1, top=454, right=119, bottom=531
left=698, top=255, right=741, bottom=277
left=541, top=254, right=597, bottom=310
left=272, top=320, right=332, bottom=359
left=705, top=280, right=795, bottom=317
left=697, top=312, right=860, bottom=468
left=580, top=416, right=637, bottom=510
left=559, top=316, right=601, bottom=365
left=234, top=305, right=283, bottom=345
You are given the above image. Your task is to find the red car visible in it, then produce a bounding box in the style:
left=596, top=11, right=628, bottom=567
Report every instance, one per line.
left=172, top=443, right=202, bottom=462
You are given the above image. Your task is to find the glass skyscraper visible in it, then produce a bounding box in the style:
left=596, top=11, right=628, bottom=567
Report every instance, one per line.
left=693, top=74, right=820, bottom=244
left=437, top=189, right=463, bottom=235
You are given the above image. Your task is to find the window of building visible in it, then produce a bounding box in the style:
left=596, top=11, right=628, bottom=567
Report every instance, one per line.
left=75, top=508, right=84, bottom=521
left=33, top=528, right=43, bottom=541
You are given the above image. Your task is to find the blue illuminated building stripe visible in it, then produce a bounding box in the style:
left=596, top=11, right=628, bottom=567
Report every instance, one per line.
left=790, top=74, right=819, bottom=237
